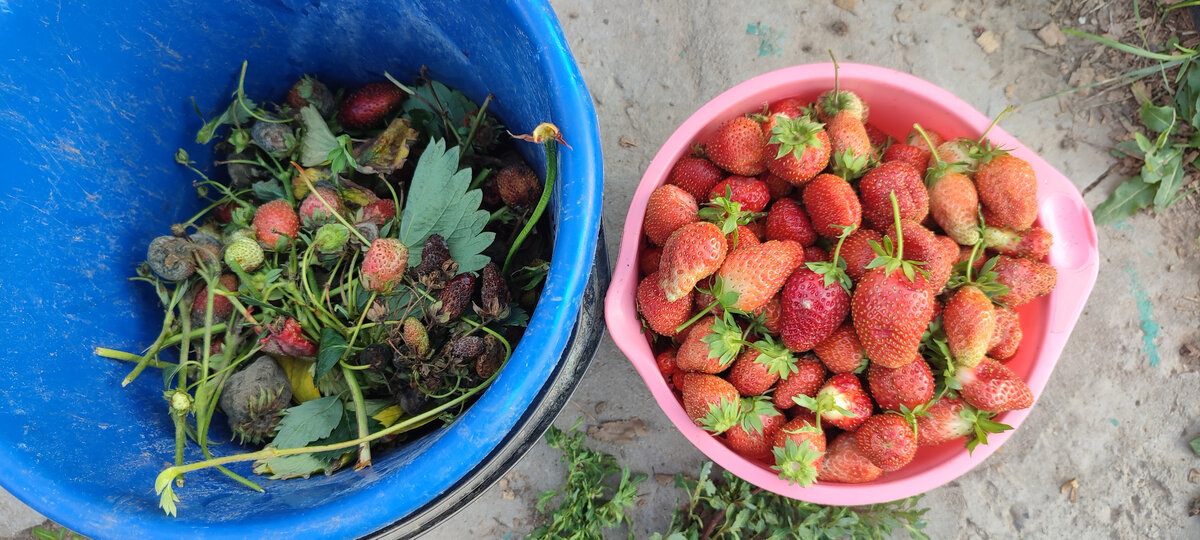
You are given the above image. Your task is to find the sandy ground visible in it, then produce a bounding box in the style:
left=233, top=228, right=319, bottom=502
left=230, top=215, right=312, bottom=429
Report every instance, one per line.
left=6, top=1, right=1200, bottom=538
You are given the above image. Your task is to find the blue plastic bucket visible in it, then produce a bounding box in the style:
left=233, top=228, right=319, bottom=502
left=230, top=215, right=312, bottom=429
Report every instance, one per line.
left=0, top=1, right=603, bottom=537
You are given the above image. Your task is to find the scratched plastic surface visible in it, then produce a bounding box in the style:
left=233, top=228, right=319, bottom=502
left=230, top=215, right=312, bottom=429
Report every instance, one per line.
left=604, top=64, right=1100, bottom=506
left=0, top=1, right=602, bottom=537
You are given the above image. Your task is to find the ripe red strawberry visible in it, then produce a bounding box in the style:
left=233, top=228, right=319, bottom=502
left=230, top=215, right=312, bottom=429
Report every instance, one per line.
left=766, top=96, right=809, bottom=118
left=759, top=172, right=794, bottom=201
left=726, top=348, right=780, bottom=396
left=771, top=355, right=826, bottom=411
left=726, top=399, right=787, bottom=461
left=852, top=267, right=934, bottom=368
left=771, top=414, right=827, bottom=486
left=681, top=372, right=741, bottom=426
left=763, top=115, right=831, bottom=186
left=675, top=315, right=725, bottom=374
left=780, top=267, right=850, bottom=352
left=298, top=186, right=345, bottom=226
left=709, top=175, right=770, bottom=212
left=841, top=228, right=883, bottom=282
left=639, top=245, right=662, bottom=276
left=858, top=161, right=928, bottom=230
left=765, top=198, right=817, bottom=246
left=253, top=199, right=300, bottom=250
left=957, top=359, right=1034, bottom=412
left=802, top=173, right=862, bottom=239
left=855, top=413, right=918, bottom=472
left=643, top=184, right=700, bottom=246
left=751, top=294, right=784, bottom=335
left=361, top=238, right=409, bottom=294
left=636, top=271, right=694, bottom=338
left=975, top=153, right=1039, bottom=230
left=495, top=164, right=542, bottom=209
left=804, top=246, right=829, bottom=263
left=867, top=356, right=934, bottom=411
left=985, top=226, right=1053, bottom=260
left=992, top=255, right=1057, bottom=306
left=813, top=323, right=867, bottom=374
left=882, top=143, right=928, bottom=173
left=988, top=306, right=1022, bottom=360
left=817, top=431, right=883, bottom=483
left=943, top=285, right=996, bottom=367
left=339, top=82, right=405, bottom=130
left=190, top=273, right=239, bottom=326
left=717, top=240, right=804, bottom=312
left=743, top=220, right=766, bottom=242
left=864, top=122, right=891, bottom=149
left=915, top=396, right=970, bottom=447
left=656, top=350, right=679, bottom=380
left=928, top=169, right=982, bottom=246
left=706, top=116, right=767, bottom=176
left=668, top=156, right=725, bottom=201
left=798, top=373, right=873, bottom=431
left=658, top=221, right=728, bottom=302
left=827, top=110, right=875, bottom=179
left=361, top=199, right=397, bottom=227
left=258, top=317, right=317, bottom=357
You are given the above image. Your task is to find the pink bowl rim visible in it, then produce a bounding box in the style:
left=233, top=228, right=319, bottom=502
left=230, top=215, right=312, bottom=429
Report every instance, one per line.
left=604, top=63, right=1101, bottom=505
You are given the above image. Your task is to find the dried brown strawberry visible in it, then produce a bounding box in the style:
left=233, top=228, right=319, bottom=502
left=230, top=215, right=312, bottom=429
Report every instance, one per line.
left=437, top=273, right=476, bottom=322
left=477, top=262, right=510, bottom=320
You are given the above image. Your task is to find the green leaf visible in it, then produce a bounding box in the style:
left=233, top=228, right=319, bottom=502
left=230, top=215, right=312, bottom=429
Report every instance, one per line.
left=1152, top=146, right=1186, bottom=208
left=272, top=395, right=343, bottom=449
left=315, top=328, right=348, bottom=381
left=298, top=105, right=339, bottom=167
left=251, top=179, right=287, bottom=202
left=1093, top=176, right=1155, bottom=224
left=398, top=139, right=495, bottom=274
left=195, top=99, right=252, bottom=144
left=1139, top=99, right=1176, bottom=134
left=402, top=80, right=477, bottom=142
left=254, top=453, right=332, bottom=479
left=1190, top=435, right=1200, bottom=457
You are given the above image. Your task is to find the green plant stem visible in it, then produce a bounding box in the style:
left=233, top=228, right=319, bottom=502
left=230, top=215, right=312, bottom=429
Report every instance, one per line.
left=890, top=191, right=904, bottom=261
left=342, top=364, right=372, bottom=468
left=122, top=283, right=189, bottom=386
left=462, top=94, right=494, bottom=155
left=93, top=348, right=176, bottom=369
left=502, top=140, right=557, bottom=275
left=295, top=163, right=371, bottom=245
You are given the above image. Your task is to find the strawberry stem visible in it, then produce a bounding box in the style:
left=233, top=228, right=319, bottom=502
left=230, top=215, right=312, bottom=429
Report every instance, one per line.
left=890, top=191, right=904, bottom=262
left=503, top=124, right=560, bottom=275
left=292, top=162, right=371, bottom=245
left=976, top=105, right=1014, bottom=144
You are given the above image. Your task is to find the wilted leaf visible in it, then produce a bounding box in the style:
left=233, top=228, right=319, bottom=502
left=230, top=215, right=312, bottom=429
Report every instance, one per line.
left=299, top=105, right=339, bottom=167
left=275, top=356, right=321, bottom=403
left=354, top=118, right=418, bottom=174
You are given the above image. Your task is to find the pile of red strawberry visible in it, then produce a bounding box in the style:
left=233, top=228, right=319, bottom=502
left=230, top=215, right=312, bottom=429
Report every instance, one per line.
left=635, top=84, right=1058, bottom=486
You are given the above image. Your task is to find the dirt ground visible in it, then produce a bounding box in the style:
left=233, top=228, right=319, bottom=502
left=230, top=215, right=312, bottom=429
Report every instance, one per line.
left=6, top=0, right=1200, bottom=538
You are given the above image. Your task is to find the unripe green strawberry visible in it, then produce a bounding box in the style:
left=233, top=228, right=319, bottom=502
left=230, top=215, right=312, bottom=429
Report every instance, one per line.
left=362, top=238, right=409, bottom=294
left=402, top=317, right=430, bottom=358
left=313, top=223, right=350, bottom=254
left=224, top=237, right=264, bottom=271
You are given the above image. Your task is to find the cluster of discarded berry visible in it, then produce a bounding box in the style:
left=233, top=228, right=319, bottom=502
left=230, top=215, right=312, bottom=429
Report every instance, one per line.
left=96, top=62, right=564, bottom=515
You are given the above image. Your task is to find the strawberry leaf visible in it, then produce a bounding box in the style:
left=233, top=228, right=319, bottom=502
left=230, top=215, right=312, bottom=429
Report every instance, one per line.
left=271, top=395, right=344, bottom=450
left=298, top=105, right=340, bottom=167
left=315, top=327, right=349, bottom=381
left=253, top=453, right=333, bottom=480
left=399, top=139, right=496, bottom=273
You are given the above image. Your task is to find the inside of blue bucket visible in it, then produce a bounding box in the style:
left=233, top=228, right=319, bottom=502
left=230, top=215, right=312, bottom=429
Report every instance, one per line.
left=0, top=1, right=601, bottom=537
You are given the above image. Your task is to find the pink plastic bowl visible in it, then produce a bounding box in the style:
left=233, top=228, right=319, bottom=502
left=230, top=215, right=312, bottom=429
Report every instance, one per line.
left=604, top=63, right=1100, bottom=505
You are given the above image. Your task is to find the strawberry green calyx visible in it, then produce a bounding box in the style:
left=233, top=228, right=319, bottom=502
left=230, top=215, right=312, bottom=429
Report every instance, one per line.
left=806, top=224, right=855, bottom=293
left=911, top=123, right=967, bottom=185
left=793, top=392, right=858, bottom=431
left=963, top=407, right=1012, bottom=454
left=830, top=147, right=872, bottom=180
left=701, top=311, right=749, bottom=368
left=750, top=336, right=799, bottom=379
left=864, top=192, right=928, bottom=282
left=771, top=435, right=824, bottom=486
left=737, top=395, right=782, bottom=436
left=698, top=396, right=742, bottom=434
left=698, top=191, right=766, bottom=237
left=769, top=115, right=826, bottom=161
